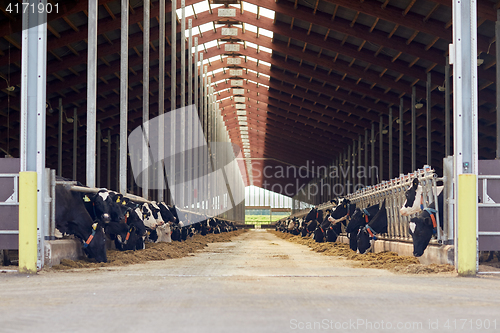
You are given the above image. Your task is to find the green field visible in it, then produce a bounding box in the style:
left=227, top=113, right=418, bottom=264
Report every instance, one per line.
left=245, top=214, right=289, bottom=225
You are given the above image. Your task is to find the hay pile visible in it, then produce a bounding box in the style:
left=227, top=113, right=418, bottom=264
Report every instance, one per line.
left=51, top=229, right=247, bottom=270
left=270, top=231, right=455, bottom=274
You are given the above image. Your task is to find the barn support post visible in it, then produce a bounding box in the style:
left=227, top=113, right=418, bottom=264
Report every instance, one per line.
left=347, top=145, right=351, bottom=194
left=452, top=0, right=478, bottom=276
left=379, top=115, right=383, bottom=182
left=119, top=0, right=129, bottom=195
left=179, top=0, right=186, bottom=207
left=19, top=0, right=48, bottom=271
left=170, top=0, right=177, bottom=206
left=364, top=129, right=368, bottom=186
left=142, top=0, right=150, bottom=200
left=187, top=20, right=193, bottom=208
left=497, top=10, right=500, bottom=159
left=97, top=123, right=101, bottom=187
left=445, top=56, right=451, bottom=157
left=73, top=108, right=78, bottom=180
left=193, top=37, right=199, bottom=212
left=87, top=0, right=98, bottom=188
left=389, top=108, right=393, bottom=179
left=199, top=53, right=204, bottom=210
left=371, top=123, right=375, bottom=185
left=116, top=135, right=120, bottom=190
left=352, top=141, right=357, bottom=189
left=158, top=0, right=165, bottom=202
left=358, top=135, right=362, bottom=189
left=399, top=98, right=403, bottom=175
left=58, top=98, right=63, bottom=177
left=181, top=0, right=186, bottom=108
left=107, top=129, right=111, bottom=189
left=411, top=86, right=416, bottom=172
left=426, top=72, right=432, bottom=166
left=188, top=19, right=193, bottom=106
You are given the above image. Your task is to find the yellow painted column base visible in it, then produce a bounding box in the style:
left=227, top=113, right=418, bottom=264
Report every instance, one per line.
left=18, top=171, right=38, bottom=274
left=457, top=173, right=477, bottom=276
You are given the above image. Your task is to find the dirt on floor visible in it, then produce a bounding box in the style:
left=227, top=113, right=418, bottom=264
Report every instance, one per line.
left=270, top=231, right=455, bottom=274
left=50, top=229, right=247, bottom=271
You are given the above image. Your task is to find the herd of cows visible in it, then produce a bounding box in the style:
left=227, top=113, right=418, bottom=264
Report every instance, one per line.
left=55, top=178, right=237, bottom=263
left=275, top=178, right=444, bottom=257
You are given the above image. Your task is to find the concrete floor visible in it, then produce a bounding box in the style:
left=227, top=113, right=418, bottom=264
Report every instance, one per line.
left=1, top=229, right=500, bottom=333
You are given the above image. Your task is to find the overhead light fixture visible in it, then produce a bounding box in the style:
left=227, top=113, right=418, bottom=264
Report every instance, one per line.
left=415, top=102, right=424, bottom=109
left=66, top=116, right=74, bottom=123
left=381, top=129, right=388, bottom=135
left=102, top=138, right=109, bottom=143
left=477, top=58, right=484, bottom=66
left=6, top=86, right=15, bottom=92
left=438, top=85, right=445, bottom=92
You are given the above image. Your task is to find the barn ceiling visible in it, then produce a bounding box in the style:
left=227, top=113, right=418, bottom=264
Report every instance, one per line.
left=0, top=0, right=498, bottom=197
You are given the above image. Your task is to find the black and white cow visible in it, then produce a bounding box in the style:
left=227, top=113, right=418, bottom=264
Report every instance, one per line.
left=400, top=178, right=443, bottom=217
left=346, top=203, right=380, bottom=251
left=55, top=185, right=107, bottom=262
left=357, top=200, right=388, bottom=254
left=408, top=192, right=444, bottom=257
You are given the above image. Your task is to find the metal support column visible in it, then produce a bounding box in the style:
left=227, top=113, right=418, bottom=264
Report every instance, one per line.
left=399, top=98, right=403, bottom=175
left=364, top=129, right=368, bottom=186
left=97, top=123, right=101, bottom=187
left=389, top=108, right=393, bottom=179
left=371, top=123, right=375, bottom=185
left=358, top=135, right=362, bottom=188
left=426, top=72, right=432, bottom=166
left=194, top=38, right=199, bottom=211
left=107, top=129, right=111, bottom=189
left=452, top=0, right=478, bottom=275
left=179, top=0, right=186, bottom=207
left=379, top=115, right=383, bottom=182
left=20, top=0, right=48, bottom=272
left=73, top=108, right=78, bottom=180
left=116, top=135, right=120, bottom=190
left=445, top=56, right=451, bottom=157
left=58, top=98, right=63, bottom=177
left=158, top=0, right=165, bottom=201
left=119, top=0, right=129, bottom=194
left=181, top=0, right=186, bottom=107
left=87, top=0, right=98, bottom=188
left=497, top=10, right=500, bottom=159
left=188, top=19, right=193, bottom=105
left=411, top=86, right=416, bottom=172
left=169, top=0, right=177, bottom=205
left=143, top=0, right=150, bottom=199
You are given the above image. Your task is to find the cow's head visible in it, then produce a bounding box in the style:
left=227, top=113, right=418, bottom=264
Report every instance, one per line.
left=408, top=216, right=434, bottom=257
left=404, top=178, right=420, bottom=208
left=82, top=222, right=107, bottom=263
left=89, top=190, right=114, bottom=222
left=346, top=208, right=365, bottom=233
left=305, top=207, right=317, bottom=222
left=149, top=202, right=164, bottom=225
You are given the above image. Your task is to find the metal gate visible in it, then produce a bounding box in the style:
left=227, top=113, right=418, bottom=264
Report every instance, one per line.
left=0, top=158, right=20, bottom=250
left=478, top=160, right=500, bottom=253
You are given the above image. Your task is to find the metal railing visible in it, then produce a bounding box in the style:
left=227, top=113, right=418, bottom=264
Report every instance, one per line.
left=281, top=166, right=448, bottom=244
left=0, top=173, right=19, bottom=237
left=478, top=175, right=500, bottom=237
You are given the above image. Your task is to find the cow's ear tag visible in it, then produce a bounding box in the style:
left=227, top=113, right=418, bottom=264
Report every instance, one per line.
left=83, top=195, right=91, bottom=202
left=92, top=223, right=98, bottom=230
left=116, top=198, right=121, bottom=203
left=122, top=201, right=126, bottom=205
